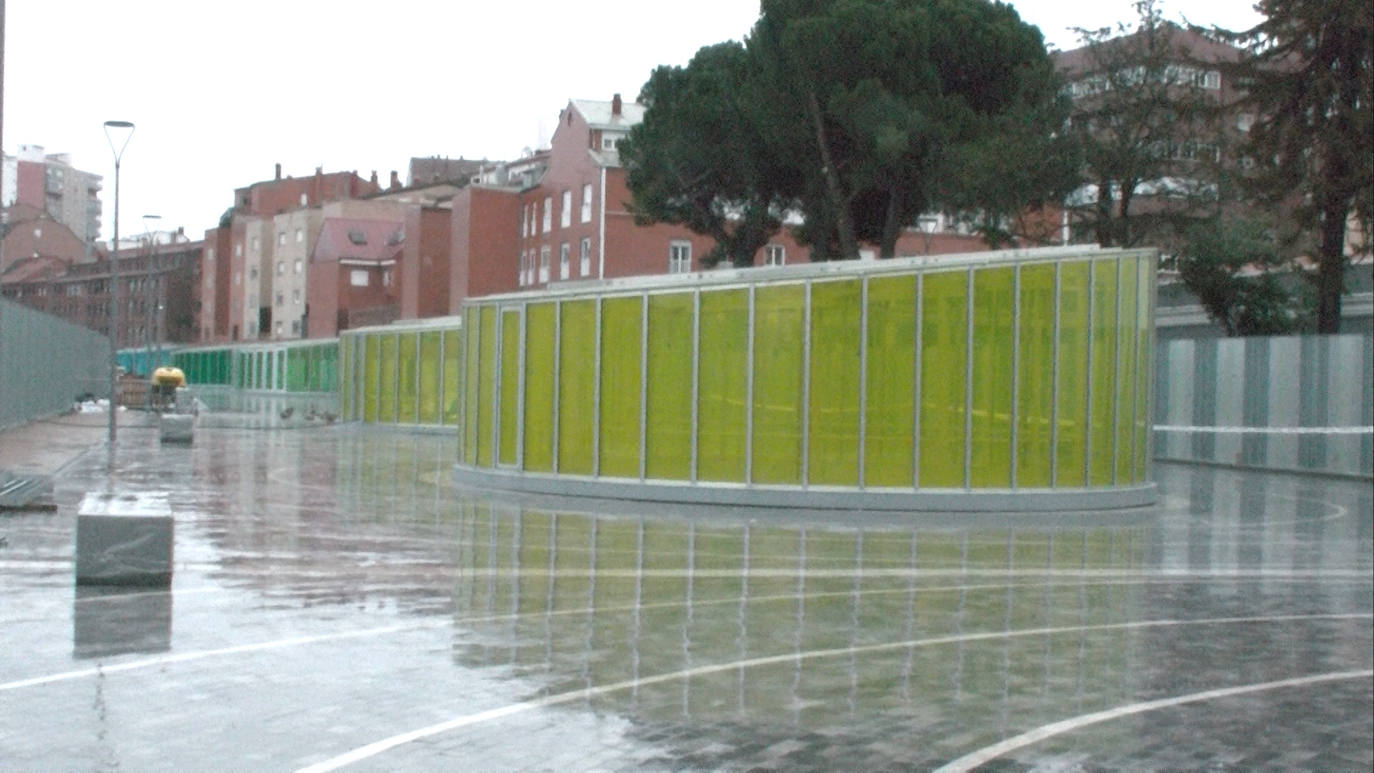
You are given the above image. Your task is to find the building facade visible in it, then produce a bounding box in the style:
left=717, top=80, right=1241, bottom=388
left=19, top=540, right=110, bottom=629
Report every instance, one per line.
left=2, top=145, right=102, bottom=251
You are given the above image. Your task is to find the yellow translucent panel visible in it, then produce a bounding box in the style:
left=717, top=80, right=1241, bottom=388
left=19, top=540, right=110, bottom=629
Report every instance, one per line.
left=463, top=314, right=480, bottom=464
left=971, top=267, right=1015, bottom=488
left=419, top=332, right=440, bottom=424
left=864, top=276, right=916, bottom=487
left=1135, top=257, right=1153, bottom=483
left=379, top=335, right=397, bottom=423
left=558, top=300, right=596, bottom=475
left=1115, top=256, right=1139, bottom=484
left=476, top=306, right=496, bottom=467
left=599, top=296, right=643, bottom=477
left=751, top=284, right=804, bottom=485
left=499, top=310, right=522, bottom=466
left=443, top=329, right=461, bottom=426
left=1016, top=264, right=1056, bottom=487
left=363, top=335, right=379, bottom=424
left=1056, top=261, right=1090, bottom=486
left=398, top=333, right=418, bottom=423
left=523, top=304, right=556, bottom=473
left=919, top=271, right=968, bottom=488
left=697, top=289, right=748, bottom=482
left=808, top=280, right=861, bottom=486
left=645, top=293, right=694, bottom=480
left=1089, top=258, right=1119, bottom=485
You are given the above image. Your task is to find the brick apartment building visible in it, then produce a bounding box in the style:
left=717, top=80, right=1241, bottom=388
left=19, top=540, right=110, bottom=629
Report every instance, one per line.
left=1, top=144, right=103, bottom=251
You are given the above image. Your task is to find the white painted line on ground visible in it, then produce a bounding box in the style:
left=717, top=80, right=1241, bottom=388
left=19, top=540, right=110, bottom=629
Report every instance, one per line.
left=934, top=669, right=1374, bottom=773
left=293, top=613, right=1374, bottom=772
left=1154, top=424, right=1374, bottom=435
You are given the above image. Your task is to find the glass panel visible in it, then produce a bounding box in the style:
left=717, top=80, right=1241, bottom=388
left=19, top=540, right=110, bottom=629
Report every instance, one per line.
left=287, top=347, right=306, bottom=391
left=419, top=332, right=441, bottom=424
left=523, top=304, right=556, bottom=472
left=645, top=292, right=694, bottom=480
left=499, top=311, right=522, bottom=465
left=697, top=289, right=748, bottom=482
left=443, top=329, right=462, bottom=427
left=276, top=351, right=284, bottom=391
left=476, top=306, right=496, bottom=466
left=599, top=296, right=643, bottom=478
left=1056, top=261, right=1090, bottom=486
left=971, top=267, right=1014, bottom=488
left=1116, top=256, right=1139, bottom=484
left=808, top=280, right=861, bottom=486
left=1089, top=258, right=1119, bottom=485
left=398, top=333, right=418, bottom=423
left=1016, top=264, right=1056, bottom=487
left=379, top=334, right=397, bottom=423
left=463, top=312, right=481, bottom=464
left=363, top=335, right=379, bottom=424
left=1135, top=257, right=1153, bottom=483
left=322, top=343, right=337, bottom=393
left=919, top=271, right=968, bottom=488
left=864, top=276, right=916, bottom=488
left=340, top=338, right=352, bottom=420
left=558, top=300, right=596, bottom=475
left=752, top=284, right=804, bottom=485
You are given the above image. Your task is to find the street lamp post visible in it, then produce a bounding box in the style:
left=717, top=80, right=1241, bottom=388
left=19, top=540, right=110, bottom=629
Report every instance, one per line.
left=103, top=120, right=134, bottom=457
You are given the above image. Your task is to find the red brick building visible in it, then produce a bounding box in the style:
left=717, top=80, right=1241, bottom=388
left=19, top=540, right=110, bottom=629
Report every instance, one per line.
left=307, top=218, right=404, bottom=338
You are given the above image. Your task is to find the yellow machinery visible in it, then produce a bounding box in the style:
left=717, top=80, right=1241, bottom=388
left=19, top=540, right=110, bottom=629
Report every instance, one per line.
left=150, top=367, right=186, bottom=411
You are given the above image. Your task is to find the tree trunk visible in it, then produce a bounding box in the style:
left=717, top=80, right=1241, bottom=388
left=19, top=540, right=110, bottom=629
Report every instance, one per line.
left=880, top=185, right=903, bottom=258
left=1315, top=202, right=1346, bottom=334
left=807, top=91, right=860, bottom=260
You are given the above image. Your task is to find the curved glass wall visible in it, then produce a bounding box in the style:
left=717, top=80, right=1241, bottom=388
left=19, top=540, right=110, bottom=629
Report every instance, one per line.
left=445, top=247, right=1157, bottom=511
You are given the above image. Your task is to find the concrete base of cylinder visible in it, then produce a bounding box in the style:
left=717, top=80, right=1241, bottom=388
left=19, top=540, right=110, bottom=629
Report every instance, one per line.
left=74, top=492, right=174, bottom=586
left=159, top=414, right=194, bottom=444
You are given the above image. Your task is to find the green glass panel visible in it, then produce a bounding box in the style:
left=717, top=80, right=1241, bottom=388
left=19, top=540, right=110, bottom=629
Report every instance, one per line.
left=463, top=313, right=480, bottom=463
left=363, top=336, right=379, bottom=423
left=645, top=293, right=694, bottom=480
left=1056, top=261, right=1090, bottom=486
left=288, top=348, right=306, bottom=391
left=523, top=304, right=556, bottom=472
left=1089, top=258, right=1118, bottom=485
left=1016, top=264, right=1056, bottom=488
left=419, top=332, right=441, bottom=424
left=808, top=280, right=861, bottom=486
left=1115, top=257, right=1139, bottom=484
left=379, top=335, right=397, bottom=423
left=398, top=333, right=418, bottom=423
left=971, top=268, right=1015, bottom=488
left=1135, top=257, right=1153, bottom=483
left=558, top=300, right=596, bottom=475
left=276, top=351, right=284, bottom=391
left=322, top=344, right=337, bottom=393
left=499, top=311, right=522, bottom=465
left=443, top=329, right=462, bottom=427
left=476, top=307, right=496, bottom=466
left=697, top=289, right=748, bottom=482
left=752, top=284, right=804, bottom=485
left=599, top=296, right=643, bottom=478
left=919, top=271, right=968, bottom=488
left=340, top=337, right=352, bottom=420
left=864, top=276, right=916, bottom=488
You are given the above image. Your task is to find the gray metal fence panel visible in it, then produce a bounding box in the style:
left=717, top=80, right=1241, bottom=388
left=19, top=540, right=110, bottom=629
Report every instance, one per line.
left=0, top=299, right=112, bottom=431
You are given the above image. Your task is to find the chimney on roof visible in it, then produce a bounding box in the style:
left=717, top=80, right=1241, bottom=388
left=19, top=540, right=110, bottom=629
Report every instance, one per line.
left=370, top=170, right=378, bottom=187
left=275, top=163, right=282, bottom=181
left=390, top=171, right=400, bottom=190
left=612, top=93, right=622, bottom=116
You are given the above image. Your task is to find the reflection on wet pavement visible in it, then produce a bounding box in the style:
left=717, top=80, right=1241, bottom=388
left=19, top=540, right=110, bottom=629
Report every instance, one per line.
left=1, top=426, right=1369, bottom=771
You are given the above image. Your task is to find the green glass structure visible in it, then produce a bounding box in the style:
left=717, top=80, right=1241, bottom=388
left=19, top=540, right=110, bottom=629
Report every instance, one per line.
left=436, top=247, right=1157, bottom=511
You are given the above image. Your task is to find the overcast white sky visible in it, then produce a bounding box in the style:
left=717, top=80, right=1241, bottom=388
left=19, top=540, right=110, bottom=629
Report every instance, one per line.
left=3, top=0, right=1263, bottom=243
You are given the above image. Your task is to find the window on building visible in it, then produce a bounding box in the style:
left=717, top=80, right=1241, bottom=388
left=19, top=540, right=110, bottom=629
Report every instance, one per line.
left=235, top=243, right=242, bottom=257
left=539, top=246, right=551, bottom=283
left=350, top=270, right=369, bottom=287
left=542, top=196, right=552, bottom=233
left=602, top=135, right=620, bottom=150
left=291, top=320, right=300, bottom=334
left=251, top=236, right=260, bottom=252
left=764, top=244, right=785, bottom=266
left=559, top=243, right=570, bottom=280
left=275, top=321, right=283, bottom=336
left=580, top=237, right=591, bottom=276
left=294, top=259, right=302, bottom=274
left=561, top=190, right=571, bottom=228
left=277, top=232, right=286, bottom=246
left=669, top=241, right=691, bottom=274
left=518, top=252, right=527, bottom=287
left=383, top=269, right=392, bottom=287
left=295, top=228, right=303, bottom=243
left=581, top=183, right=592, bottom=223
left=234, top=271, right=241, bottom=286
left=250, top=267, right=258, bottom=280
left=207, top=248, right=215, bottom=263
left=276, top=292, right=284, bottom=306
left=293, top=289, right=301, bottom=304
left=276, top=261, right=284, bottom=275
left=299, top=193, right=308, bottom=206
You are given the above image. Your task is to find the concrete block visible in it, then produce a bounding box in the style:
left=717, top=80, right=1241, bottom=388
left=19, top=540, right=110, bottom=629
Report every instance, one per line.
left=74, top=492, right=174, bottom=586
left=160, top=413, right=194, bottom=444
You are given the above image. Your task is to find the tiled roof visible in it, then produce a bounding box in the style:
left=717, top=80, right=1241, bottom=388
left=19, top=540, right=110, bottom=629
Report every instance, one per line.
left=311, top=218, right=404, bottom=263
left=572, top=99, right=646, bottom=130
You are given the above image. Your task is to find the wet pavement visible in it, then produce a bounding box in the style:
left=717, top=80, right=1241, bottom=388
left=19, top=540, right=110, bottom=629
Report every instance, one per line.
left=1, top=423, right=1370, bottom=771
